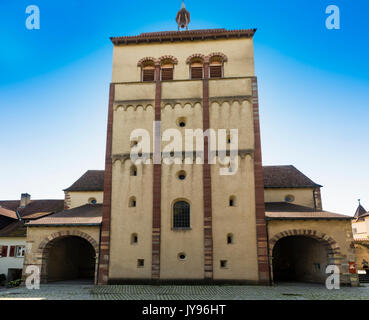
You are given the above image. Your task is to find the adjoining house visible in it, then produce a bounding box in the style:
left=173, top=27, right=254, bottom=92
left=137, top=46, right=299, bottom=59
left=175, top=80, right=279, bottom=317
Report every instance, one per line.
left=0, top=194, right=64, bottom=283
left=22, top=166, right=358, bottom=286
left=263, top=166, right=357, bottom=285
left=22, top=171, right=103, bottom=284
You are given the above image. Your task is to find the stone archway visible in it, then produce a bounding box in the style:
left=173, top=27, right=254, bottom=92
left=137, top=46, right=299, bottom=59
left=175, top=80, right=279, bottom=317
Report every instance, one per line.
left=37, top=230, right=99, bottom=284
left=269, top=229, right=342, bottom=284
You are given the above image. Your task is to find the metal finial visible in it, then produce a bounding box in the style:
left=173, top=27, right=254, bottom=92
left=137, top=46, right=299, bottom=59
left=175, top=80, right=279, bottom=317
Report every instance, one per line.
left=176, top=0, right=191, bottom=31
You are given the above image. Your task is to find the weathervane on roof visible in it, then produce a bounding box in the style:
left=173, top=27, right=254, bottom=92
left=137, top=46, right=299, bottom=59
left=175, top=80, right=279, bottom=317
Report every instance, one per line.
left=176, top=0, right=191, bottom=31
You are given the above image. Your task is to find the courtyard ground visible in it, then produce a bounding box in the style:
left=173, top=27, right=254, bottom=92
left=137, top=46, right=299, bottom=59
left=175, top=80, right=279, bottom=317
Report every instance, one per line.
left=0, top=281, right=369, bottom=300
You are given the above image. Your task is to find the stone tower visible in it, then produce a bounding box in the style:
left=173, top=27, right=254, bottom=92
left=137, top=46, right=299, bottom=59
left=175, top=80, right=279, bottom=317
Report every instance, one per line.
left=97, top=24, right=270, bottom=284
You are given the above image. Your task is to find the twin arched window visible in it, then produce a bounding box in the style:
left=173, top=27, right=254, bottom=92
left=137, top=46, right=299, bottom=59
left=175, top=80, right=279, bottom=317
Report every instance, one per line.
left=173, top=201, right=190, bottom=229
left=189, top=55, right=225, bottom=80
left=140, top=58, right=176, bottom=82
left=139, top=54, right=226, bottom=82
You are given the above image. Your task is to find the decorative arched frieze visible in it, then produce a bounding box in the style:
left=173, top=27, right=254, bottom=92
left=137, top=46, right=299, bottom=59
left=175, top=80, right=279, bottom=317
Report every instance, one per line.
left=135, top=105, right=145, bottom=111
left=158, top=55, right=178, bottom=65
left=239, top=149, right=254, bottom=159
left=186, top=53, right=206, bottom=64
left=208, top=52, right=228, bottom=63
left=112, top=153, right=153, bottom=164
left=115, top=104, right=125, bottom=111
left=113, top=104, right=154, bottom=112
left=137, top=57, right=159, bottom=67
left=160, top=101, right=202, bottom=110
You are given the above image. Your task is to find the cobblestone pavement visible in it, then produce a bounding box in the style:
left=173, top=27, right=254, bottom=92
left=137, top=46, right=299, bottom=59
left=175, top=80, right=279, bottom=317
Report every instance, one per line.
left=0, top=281, right=368, bottom=300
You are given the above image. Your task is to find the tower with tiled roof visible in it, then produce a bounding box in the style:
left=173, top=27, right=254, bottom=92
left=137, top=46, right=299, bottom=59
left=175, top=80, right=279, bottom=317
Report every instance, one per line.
left=354, top=200, right=367, bottom=220
left=98, top=2, right=269, bottom=285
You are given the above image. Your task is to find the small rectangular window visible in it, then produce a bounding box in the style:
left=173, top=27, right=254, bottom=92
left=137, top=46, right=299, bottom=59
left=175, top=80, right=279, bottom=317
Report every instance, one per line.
left=191, top=67, right=203, bottom=79
left=210, top=65, right=222, bottom=78
left=161, top=68, right=173, bottom=81
left=220, top=260, right=228, bottom=268
left=137, top=259, right=144, bottom=267
left=142, top=69, right=155, bottom=82
left=15, top=246, right=25, bottom=258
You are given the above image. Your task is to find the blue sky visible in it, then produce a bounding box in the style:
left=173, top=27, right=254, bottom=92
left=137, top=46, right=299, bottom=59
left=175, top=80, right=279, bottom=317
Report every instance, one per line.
left=0, top=0, right=368, bottom=215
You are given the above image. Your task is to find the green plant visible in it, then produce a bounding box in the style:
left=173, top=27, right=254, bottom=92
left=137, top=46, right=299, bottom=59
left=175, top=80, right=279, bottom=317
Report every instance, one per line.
left=6, top=279, right=21, bottom=288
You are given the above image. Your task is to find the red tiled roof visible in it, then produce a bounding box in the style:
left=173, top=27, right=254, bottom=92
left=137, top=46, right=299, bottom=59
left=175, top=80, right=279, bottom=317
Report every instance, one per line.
left=0, top=207, right=18, bottom=220
left=110, top=28, right=257, bottom=45
left=0, top=221, right=26, bottom=237
left=263, top=165, right=322, bottom=188
left=27, top=204, right=102, bottom=226
left=64, top=170, right=104, bottom=192
left=0, top=199, right=64, bottom=219
left=265, top=202, right=351, bottom=219
left=0, top=200, right=20, bottom=211
left=18, top=200, right=64, bottom=219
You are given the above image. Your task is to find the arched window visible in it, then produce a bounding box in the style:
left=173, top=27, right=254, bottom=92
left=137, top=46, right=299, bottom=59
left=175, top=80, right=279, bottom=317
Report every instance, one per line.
left=161, top=62, right=174, bottom=81
left=173, top=201, right=190, bottom=229
left=209, top=57, right=223, bottom=78
left=190, top=60, right=203, bottom=79
left=142, top=63, right=155, bottom=82
left=129, top=196, right=136, bottom=207
left=130, top=165, right=137, bottom=177
left=229, top=196, right=237, bottom=207
left=227, top=233, right=234, bottom=244
left=131, top=233, right=138, bottom=244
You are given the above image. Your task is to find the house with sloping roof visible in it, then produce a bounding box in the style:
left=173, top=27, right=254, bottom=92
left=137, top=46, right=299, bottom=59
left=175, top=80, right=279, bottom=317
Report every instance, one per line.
left=21, top=163, right=358, bottom=286
left=0, top=194, right=64, bottom=283
left=63, top=170, right=104, bottom=210
left=21, top=175, right=104, bottom=284
left=352, top=202, right=368, bottom=240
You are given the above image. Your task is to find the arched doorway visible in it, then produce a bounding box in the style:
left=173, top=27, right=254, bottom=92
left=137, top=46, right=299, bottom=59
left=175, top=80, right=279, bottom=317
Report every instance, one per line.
left=272, top=236, right=329, bottom=283
left=269, top=230, right=340, bottom=284
left=38, top=231, right=99, bottom=284
left=46, top=236, right=95, bottom=282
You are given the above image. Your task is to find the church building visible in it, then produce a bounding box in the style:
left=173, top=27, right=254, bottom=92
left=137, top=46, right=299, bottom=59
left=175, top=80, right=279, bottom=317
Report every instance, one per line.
left=18, top=4, right=359, bottom=287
